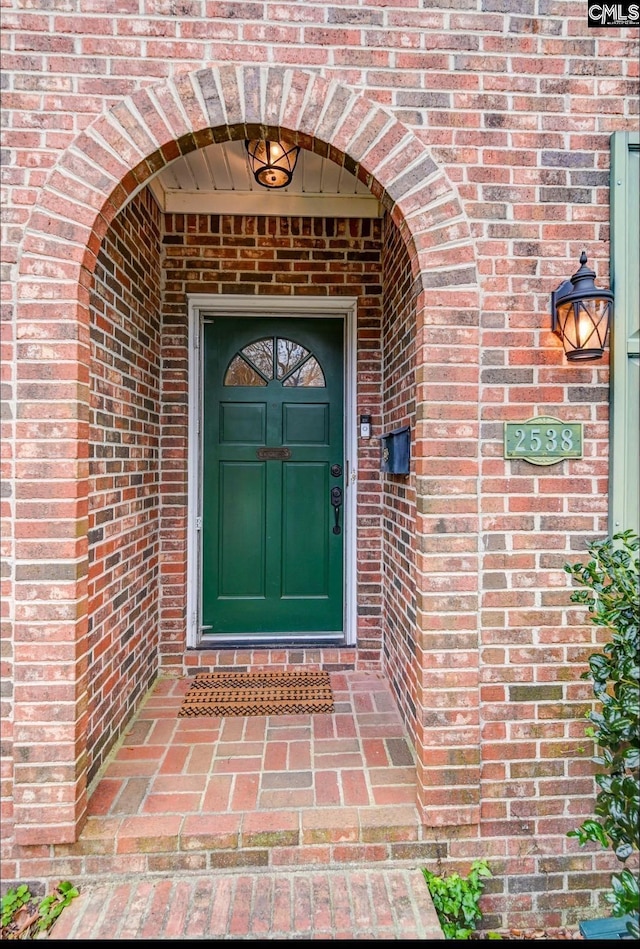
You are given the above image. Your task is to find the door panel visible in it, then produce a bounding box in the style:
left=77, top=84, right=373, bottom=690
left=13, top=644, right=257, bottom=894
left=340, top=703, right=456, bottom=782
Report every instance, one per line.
left=219, top=402, right=265, bottom=443
left=218, top=463, right=265, bottom=597
left=282, top=463, right=329, bottom=597
left=283, top=403, right=329, bottom=444
left=201, top=317, right=344, bottom=636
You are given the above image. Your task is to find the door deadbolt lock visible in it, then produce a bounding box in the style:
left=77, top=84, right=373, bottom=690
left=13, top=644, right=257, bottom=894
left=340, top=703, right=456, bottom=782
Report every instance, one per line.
left=331, top=464, right=342, bottom=478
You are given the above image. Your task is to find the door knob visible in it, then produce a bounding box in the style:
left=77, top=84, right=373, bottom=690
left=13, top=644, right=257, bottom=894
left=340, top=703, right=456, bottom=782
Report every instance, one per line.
left=330, top=486, right=342, bottom=535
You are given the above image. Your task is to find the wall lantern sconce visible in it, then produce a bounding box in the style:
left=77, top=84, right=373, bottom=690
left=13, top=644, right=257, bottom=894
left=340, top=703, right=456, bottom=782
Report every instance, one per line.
left=245, top=139, right=300, bottom=189
left=551, top=251, right=614, bottom=361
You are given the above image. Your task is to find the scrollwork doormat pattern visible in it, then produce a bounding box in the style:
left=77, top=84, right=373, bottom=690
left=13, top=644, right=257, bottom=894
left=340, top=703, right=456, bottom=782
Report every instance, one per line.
left=178, top=671, right=334, bottom=717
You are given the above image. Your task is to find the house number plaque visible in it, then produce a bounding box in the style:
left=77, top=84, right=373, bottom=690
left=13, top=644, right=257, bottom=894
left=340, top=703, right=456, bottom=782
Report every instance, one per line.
left=503, top=416, right=583, bottom=466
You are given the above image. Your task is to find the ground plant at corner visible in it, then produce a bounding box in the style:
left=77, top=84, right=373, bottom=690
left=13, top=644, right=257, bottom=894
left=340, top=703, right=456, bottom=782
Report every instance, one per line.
left=565, top=529, right=640, bottom=939
left=1, top=881, right=79, bottom=939
left=422, top=859, right=496, bottom=939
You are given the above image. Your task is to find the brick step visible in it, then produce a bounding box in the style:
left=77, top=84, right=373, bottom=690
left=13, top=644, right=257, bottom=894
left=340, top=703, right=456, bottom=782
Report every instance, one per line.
left=15, top=806, right=444, bottom=885
left=20, top=806, right=446, bottom=879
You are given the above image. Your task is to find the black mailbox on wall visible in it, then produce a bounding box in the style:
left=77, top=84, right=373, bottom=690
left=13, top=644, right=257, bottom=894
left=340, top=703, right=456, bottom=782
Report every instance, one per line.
left=381, top=426, right=410, bottom=474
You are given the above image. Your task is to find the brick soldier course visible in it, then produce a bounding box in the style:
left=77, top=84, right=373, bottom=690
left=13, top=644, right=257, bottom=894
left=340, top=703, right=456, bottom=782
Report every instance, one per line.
left=1, top=1, right=638, bottom=934
left=49, top=867, right=446, bottom=941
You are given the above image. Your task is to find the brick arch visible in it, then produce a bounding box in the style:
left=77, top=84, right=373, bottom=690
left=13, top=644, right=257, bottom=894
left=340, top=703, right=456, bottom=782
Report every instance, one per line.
left=19, top=65, right=476, bottom=291
left=14, top=65, right=480, bottom=844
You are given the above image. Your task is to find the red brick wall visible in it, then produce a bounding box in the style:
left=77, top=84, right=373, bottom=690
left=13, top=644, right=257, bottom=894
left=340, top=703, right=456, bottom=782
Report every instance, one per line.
left=87, top=188, right=162, bottom=783
left=159, top=212, right=385, bottom=668
left=380, top=218, right=418, bottom=731
left=2, top=0, right=638, bottom=929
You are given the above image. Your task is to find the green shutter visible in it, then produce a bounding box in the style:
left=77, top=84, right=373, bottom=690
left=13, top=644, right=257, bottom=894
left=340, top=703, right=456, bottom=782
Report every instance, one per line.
left=609, top=132, right=640, bottom=537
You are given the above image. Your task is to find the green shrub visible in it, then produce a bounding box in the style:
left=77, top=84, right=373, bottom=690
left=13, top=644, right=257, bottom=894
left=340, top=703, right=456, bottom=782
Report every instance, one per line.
left=565, top=529, right=639, bottom=939
left=422, top=859, right=496, bottom=939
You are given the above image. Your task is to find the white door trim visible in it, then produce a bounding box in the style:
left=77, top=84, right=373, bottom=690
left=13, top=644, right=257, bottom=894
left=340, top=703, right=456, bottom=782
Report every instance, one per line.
left=186, top=294, right=359, bottom=648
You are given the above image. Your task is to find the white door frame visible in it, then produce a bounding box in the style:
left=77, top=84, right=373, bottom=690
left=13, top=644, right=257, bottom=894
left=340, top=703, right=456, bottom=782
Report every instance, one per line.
left=186, top=294, right=359, bottom=648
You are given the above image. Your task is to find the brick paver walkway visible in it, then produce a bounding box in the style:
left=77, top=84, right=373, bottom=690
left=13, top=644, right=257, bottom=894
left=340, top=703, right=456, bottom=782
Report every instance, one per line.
left=49, top=867, right=444, bottom=940
left=24, top=667, right=443, bottom=882
left=17, top=663, right=444, bottom=939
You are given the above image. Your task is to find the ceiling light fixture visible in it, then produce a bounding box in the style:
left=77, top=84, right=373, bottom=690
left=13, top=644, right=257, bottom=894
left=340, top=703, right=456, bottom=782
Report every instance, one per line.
left=245, top=139, right=300, bottom=189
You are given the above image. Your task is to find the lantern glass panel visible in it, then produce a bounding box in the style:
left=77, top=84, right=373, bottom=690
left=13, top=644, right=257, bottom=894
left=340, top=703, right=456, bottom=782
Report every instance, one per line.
left=557, top=298, right=611, bottom=361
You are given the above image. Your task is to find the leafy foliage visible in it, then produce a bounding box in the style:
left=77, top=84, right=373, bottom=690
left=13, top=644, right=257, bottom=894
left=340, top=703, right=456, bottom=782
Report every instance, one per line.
left=565, top=529, right=639, bottom=938
left=36, top=880, right=79, bottom=933
left=1, top=881, right=79, bottom=940
left=1, top=886, right=31, bottom=930
left=422, top=859, right=496, bottom=939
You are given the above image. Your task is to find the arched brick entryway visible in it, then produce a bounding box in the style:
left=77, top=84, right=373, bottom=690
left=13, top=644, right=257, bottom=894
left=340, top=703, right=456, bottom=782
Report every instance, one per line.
left=13, top=65, right=480, bottom=845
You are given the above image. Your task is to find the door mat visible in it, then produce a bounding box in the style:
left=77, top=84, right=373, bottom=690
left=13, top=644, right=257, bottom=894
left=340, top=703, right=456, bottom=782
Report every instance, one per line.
left=178, top=670, right=334, bottom=717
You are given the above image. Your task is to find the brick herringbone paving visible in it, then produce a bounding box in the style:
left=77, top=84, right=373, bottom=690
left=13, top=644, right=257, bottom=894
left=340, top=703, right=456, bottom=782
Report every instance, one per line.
left=48, top=867, right=444, bottom=940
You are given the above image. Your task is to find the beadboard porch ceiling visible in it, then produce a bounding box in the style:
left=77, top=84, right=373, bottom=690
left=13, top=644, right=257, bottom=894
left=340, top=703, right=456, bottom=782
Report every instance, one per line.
left=148, top=138, right=382, bottom=218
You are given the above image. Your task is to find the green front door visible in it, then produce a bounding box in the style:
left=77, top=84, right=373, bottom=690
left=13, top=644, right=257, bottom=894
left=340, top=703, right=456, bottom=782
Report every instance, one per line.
left=201, top=317, right=344, bottom=637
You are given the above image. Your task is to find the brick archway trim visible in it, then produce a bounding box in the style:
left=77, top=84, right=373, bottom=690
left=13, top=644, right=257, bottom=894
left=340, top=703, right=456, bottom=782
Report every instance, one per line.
left=13, top=65, right=481, bottom=843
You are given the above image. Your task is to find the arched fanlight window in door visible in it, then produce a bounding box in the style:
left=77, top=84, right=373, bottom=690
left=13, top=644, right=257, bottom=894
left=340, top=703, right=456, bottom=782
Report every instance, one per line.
left=224, top=337, right=326, bottom=387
